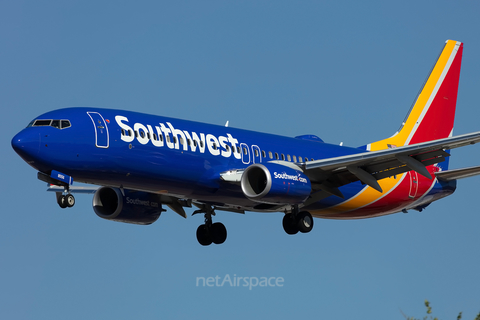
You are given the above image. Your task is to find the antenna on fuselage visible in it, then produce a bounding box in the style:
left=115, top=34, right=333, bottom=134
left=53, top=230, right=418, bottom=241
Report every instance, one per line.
left=225, top=121, right=229, bottom=127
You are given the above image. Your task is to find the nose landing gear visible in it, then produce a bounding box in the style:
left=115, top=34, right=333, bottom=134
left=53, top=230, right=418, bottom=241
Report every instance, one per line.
left=56, top=192, right=75, bottom=209
left=37, top=171, right=76, bottom=209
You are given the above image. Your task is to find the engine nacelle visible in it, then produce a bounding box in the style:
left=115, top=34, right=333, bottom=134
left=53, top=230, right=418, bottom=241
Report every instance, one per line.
left=241, top=163, right=311, bottom=205
left=92, top=187, right=163, bottom=225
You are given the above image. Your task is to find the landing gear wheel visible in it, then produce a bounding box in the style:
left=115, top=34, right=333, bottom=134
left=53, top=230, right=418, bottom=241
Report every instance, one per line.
left=282, top=214, right=299, bottom=235
left=297, top=211, right=314, bottom=233
left=194, top=205, right=228, bottom=246
left=211, top=222, right=227, bottom=244
left=196, top=224, right=212, bottom=246
left=65, top=194, right=75, bottom=208
left=57, top=195, right=68, bottom=209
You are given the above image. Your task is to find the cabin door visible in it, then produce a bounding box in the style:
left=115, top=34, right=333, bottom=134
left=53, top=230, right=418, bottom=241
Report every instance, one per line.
left=87, top=112, right=109, bottom=148
left=408, top=171, right=418, bottom=199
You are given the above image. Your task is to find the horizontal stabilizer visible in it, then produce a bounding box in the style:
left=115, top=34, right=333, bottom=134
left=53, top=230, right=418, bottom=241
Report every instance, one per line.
left=435, top=165, right=480, bottom=181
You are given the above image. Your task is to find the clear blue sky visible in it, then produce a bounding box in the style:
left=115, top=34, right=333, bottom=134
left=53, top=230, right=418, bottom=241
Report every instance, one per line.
left=2, top=1, right=480, bottom=319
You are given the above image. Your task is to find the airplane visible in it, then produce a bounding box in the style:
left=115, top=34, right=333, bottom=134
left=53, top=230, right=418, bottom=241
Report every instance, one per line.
left=11, top=40, right=480, bottom=246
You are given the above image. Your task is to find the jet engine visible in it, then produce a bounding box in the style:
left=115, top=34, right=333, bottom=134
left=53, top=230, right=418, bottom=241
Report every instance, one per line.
left=92, top=187, right=163, bottom=225
left=241, top=163, right=311, bottom=205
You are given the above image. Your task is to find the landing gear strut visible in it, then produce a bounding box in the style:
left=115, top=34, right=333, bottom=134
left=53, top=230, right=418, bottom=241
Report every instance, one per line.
left=282, top=207, right=314, bottom=235
left=194, top=205, right=227, bottom=246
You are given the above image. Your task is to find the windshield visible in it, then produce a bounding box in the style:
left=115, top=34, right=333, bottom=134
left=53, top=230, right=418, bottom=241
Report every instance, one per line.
left=27, top=119, right=71, bottom=129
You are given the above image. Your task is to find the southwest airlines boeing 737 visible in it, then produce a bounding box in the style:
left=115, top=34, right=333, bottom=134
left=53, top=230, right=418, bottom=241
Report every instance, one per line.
left=11, top=40, right=480, bottom=245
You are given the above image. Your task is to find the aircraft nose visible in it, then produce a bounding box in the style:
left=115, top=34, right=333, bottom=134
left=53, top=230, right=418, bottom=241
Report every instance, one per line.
left=11, top=129, right=40, bottom=161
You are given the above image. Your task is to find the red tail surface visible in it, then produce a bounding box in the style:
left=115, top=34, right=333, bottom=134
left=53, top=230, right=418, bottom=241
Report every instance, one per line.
left=369, top=40, right=463, bottom=151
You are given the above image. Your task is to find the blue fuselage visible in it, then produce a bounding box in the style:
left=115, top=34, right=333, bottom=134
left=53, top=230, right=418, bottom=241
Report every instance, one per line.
left=12, top=107, right=455, bottom=217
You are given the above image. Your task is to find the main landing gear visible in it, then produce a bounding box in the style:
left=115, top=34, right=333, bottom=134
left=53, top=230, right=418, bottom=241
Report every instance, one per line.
left=56, top=192, right=75, bottom=209
left=282, top=208, right=314, bottom=235
left=194, top=205, right=227, bottom=246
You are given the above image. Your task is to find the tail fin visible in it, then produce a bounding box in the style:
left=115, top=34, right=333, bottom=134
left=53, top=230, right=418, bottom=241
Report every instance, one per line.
left=368, top=40, right=463, bottom=151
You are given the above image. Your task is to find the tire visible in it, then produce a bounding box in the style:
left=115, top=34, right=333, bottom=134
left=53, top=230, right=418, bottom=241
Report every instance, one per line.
left=196, top=224, right=212, bottom=246
left=58, top=195, right=67, bottom=209
left=211, top=222, right=227, bottom=245
left=282, top=214, right=298, bottom=235
left=66, top=194, right=75, bottom=207
left=297, top=211, right=314, bottom=233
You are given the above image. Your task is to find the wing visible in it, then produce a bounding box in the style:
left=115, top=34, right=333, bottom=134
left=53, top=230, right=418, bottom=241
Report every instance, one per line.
left=301, top=131, right=480, bottom=201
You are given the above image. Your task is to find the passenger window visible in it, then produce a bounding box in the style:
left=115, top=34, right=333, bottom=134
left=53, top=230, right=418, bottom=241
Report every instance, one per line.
left=153, top=133, right=157, bottom=141
left=237, top=146, right=240, bottom=154
left=255, top=149, right=259, bottom=157
left=275, top=153, right=279, bottom=160
left=293, top=155, right=297, bottom=162
left=287, top=155, right=291, bottom=161
left=281, top=154, right=285, bottom=160
left=243, top=147, right=247, bottom=155
left=193, top=140, right=197, bottom=147
left=140, top=131, right=145, bottom=138
left=262, top=150, right=266, bottom=158
left=135, top=131, right=138, bottom=138
left=121, top=129, right=125, bottom=136
left=269, top=151, right=273, bottom=159
left=225, top=145, right=229, bottom=151
left=304, top=157, right=308, bottom=162
left=159, top=134, right=163, bottom=142
left=128, top=130, right=132, bottom=137
left=167, top=136, right=170, bottom=142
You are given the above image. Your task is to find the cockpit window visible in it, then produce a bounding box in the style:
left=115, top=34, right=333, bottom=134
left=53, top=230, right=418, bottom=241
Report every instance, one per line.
left=51, top=120, right=60, bottom=129
left=61, top=120, right=71, bottom=129
left=33, top=120, right=52, bottom=126
left=30, top=119, right=71, bottom=129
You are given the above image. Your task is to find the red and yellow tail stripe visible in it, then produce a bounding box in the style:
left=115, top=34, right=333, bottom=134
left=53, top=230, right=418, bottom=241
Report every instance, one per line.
left=313, top=40, right=463, bottom=218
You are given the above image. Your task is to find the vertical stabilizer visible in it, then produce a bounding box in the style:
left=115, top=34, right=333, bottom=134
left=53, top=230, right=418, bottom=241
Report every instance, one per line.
left=368, top=40, right=463, bottom=151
